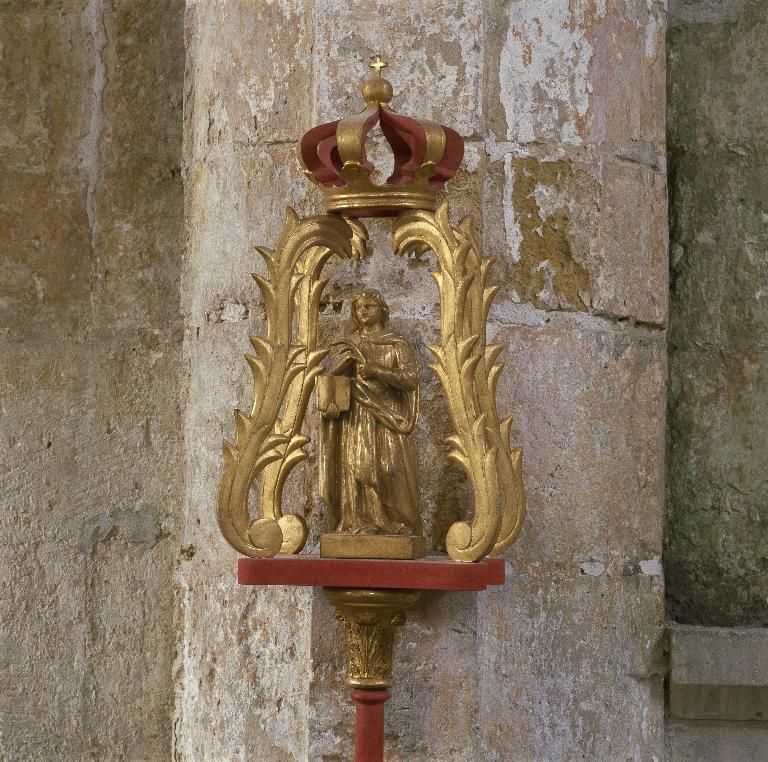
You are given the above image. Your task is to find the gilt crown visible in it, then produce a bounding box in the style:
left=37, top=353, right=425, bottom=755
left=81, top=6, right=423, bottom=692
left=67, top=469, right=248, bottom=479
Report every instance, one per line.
left=298, top=56, right=464, bottom=218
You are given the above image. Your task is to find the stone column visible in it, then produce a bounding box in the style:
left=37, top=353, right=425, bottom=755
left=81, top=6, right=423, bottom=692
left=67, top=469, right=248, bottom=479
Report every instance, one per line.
left=665, top=1, right=768, bottom=758
left=179, top=1, right=667, bottom=759
left=666, top=0, right=768, bottom=628
left=176, top=2, right=317, bottom=759
left=1, top=1, right=184, bottom=759
left=478, top=2, right=668, bottom=757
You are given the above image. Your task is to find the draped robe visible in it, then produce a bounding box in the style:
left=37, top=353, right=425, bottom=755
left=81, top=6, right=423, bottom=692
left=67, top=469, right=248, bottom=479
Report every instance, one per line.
left=319, top=330, right=421, bottom=535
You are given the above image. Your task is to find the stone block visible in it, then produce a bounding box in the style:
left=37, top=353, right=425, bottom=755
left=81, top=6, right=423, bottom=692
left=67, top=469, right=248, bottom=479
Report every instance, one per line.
left=666, top=156, right=768, bottom=626
left=490, top=309, right=666, bottom=577
left=435, top=140, right=488, bottom=237
left=479, top=573, right=664, bottom=761
left=184, top=0, right=313, bottom=152
left=482, top=150, right=667, bottom=324
left=592, top=160, right=668, bottom=324
left=90, top=0, right=184, bottom=328
left=669, top=625, right=768, bottom=721
left=184, top=142, right=321, bottom=322
left=178, top=320, right=259, bottom=561
left=486, top=0, right=665, bottom=149
left=83, top=539, right=175, bottom=758
left=314, top=0, right=483, bottom=137
left=668, top=155, right=767, bottom=347
left=482, top=152, right=599, bottom=313
left=0, top=170, right=91, bottom=328
left=666, top=720, right=768, bottom=762
left=668, top=0, right=751, bottom=25
left=0, top=337, right=91, bottom=759
left=174, top=561, right=311, bottom=761
left=0, top=3, right=91, bottom=171
left=88, top=324, right=182, bottom=516
left=584, top=1, right=666, bottom=150
left=668, top=0, right=768, bottom=156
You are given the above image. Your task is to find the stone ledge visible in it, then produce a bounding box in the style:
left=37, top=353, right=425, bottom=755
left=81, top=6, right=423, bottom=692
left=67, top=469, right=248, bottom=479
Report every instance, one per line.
left=666, top=721, right=768, bottom=762
left=668, top=624, right=768, bottom=721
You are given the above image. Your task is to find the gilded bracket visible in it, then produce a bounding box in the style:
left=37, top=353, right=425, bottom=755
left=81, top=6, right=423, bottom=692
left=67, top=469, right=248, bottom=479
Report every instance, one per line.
left=323, top=588, right=421, bottom=689
left=219, top=203, right=524, bottom=563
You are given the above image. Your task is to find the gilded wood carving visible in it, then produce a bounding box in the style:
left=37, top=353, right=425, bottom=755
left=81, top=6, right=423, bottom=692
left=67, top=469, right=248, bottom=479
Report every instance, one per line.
left=217, top=210, right=368, bottom=557
left=217, top=59, right=525, bottom=563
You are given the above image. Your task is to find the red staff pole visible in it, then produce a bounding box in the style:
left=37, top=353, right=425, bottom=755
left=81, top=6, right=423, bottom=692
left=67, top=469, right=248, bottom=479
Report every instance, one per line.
left=351, top=688, right=390, bottom=762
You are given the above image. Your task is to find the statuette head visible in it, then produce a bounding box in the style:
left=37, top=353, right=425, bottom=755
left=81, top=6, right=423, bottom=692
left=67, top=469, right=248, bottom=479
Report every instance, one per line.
left=352, top=289, right=390, bottom=331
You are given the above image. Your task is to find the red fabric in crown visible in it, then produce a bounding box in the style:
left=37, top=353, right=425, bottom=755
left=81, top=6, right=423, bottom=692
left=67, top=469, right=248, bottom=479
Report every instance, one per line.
left=300, top=103, right=464, bottom=192
left=379, top=108, right=426, bottom=185
left=300, top=120, right=342, bottom=186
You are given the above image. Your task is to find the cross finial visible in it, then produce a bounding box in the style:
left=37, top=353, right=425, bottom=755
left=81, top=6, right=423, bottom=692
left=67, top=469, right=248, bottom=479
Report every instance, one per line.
left=369, top=55, right=388, bottom=77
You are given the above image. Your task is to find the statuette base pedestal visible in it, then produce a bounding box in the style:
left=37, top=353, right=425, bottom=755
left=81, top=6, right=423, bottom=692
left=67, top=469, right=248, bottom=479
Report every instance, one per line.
left=320, top=533, right=426, bottom=559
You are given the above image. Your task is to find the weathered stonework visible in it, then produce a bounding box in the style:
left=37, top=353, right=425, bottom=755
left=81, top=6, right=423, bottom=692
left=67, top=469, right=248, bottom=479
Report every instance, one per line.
left=480, top=574, right=664, bottom=760
left=666, top=624, right=768, bottom=760
left=664, top=3, right=768, bottom=757
left=179, top=1, right=667, bottom=760
left=483, top=152, right=667, bottom=321
left=0, top=1, right=184, bottom=759
left=666, top=0, right=768, bottom=627
left=493, top=311, right=666, bottom=578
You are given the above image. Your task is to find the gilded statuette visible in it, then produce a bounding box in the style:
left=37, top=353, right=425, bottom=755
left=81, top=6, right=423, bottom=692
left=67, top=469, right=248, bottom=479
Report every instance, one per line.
left=217, top=59, right=525, bottom=563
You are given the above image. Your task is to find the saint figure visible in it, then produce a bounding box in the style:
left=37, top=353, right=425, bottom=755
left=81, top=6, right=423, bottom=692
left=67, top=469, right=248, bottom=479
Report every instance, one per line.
left=318, top=289, right=421, bottom=536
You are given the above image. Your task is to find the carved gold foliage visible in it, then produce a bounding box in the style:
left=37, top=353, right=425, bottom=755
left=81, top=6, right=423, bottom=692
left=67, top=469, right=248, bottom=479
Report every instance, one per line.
left=217, top=210, right=368, bottom=558
left=336, top=611, right=402, bottom=686
left=323, top=588, right=420, bottom=688
left=392, top=202, right=526, bottom=562
left=218, top=201, right=523, bottom=563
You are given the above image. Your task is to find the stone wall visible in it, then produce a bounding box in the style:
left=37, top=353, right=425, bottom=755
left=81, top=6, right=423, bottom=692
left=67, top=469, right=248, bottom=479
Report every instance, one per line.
left=665, top=1, right=768, bottom=758
left=666, top=624, right=768, bottom=760
left=0, top=1, right=184, bottom=759
left=179, top=1, right=668, bottom=760
left=666, top=0, right=768, bottom=628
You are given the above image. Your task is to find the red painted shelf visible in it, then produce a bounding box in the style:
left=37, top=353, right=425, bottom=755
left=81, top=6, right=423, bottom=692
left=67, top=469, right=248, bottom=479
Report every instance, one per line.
left=238, top=555, right=505, bottom=591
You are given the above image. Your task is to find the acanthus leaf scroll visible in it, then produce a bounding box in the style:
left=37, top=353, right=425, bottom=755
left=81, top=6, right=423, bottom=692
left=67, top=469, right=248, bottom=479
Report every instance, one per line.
left=218, top=203, right=525, bottom=563
left=217, top=209, right=368, bottom=557
left=392, top=202, right=526, bottom=561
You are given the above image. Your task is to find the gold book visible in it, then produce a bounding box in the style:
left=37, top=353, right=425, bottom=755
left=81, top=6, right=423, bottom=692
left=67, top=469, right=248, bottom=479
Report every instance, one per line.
left=315, top=375, right=351, bottom=415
